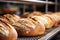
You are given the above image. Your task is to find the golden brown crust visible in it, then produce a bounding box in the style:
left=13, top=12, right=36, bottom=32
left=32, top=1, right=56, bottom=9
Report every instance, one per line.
left=3, top=14, right=20, bottom=24
left=51, top=14, right=60, bottom=24
left=27, top=18, right=45, bottom=35
left=4, top=14, right=15, bottom=23
left=0, top=20, right=17, bottom=40
left=13, top=18, right=35, bottom=36
left=42, top=14, right=57, bottom=26
left=29, top=16, right=53, bottom=28
left=13, top=18, right=45, bottom=36
left=42, top=16, right=54, bottom=28
left=54, top=12, right=60, bottom=23
left=0, top=16, right=13, bottom=24
left=11, top=14, right=21, bottom=21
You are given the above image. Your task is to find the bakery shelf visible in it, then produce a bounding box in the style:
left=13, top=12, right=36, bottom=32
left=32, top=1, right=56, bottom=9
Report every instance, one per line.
left=21, top=0, right=55, bottom=5
left=0, top=0, right=55, bottom=5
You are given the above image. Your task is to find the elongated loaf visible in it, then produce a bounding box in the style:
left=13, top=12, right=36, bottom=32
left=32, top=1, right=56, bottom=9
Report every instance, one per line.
left=13, top=18, right=45, bottom=36
left=29, top=16, right=53, bottom=28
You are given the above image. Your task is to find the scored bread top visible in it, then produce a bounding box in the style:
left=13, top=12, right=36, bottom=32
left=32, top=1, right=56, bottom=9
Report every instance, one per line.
left=0, top=20, right=10, bottom=36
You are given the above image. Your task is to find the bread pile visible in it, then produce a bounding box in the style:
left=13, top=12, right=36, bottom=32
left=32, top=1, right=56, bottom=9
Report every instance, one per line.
left=0, top=11, right=60, bottom=40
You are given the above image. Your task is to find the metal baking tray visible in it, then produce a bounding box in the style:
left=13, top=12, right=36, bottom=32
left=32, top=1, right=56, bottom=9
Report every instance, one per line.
left=18, top=25, right=60, bottom=40
left=48, top=31, right=60, bottom=40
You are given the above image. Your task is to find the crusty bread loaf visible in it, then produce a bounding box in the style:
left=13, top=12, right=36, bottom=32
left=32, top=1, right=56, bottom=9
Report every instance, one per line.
left=42, top=14, right=57, bottom=26
left=0, top=20, right=17, bottom=40
left=4, top=14, right=20, bottom=22
left=29, top=16, right=53, bottom=28
left=42, top=16, right=54, bottom=28
left=51, top=14, right=60, bottom=24
left=0, top=16, right=13, bottom=24
left=3, top=14, right=21, bottom=24
left=13, top=18, right=45, bottom=36
left=54, top=12, right=60, bottom=23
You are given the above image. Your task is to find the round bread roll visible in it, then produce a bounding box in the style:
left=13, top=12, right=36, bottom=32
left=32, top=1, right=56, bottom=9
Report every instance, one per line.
left=0, top=20, right=17, bottom=40
left=29, top=16, right=53, bottom=28
left=13, top=18, right=45, bottom=36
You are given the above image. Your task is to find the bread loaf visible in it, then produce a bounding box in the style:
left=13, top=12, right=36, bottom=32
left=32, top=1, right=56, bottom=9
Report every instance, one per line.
left=42, top=14, right=57, bottom=26
left=0, top=20, right=17, bottom=40
left=13, top=18, right=45, bottom=36
left=3, top=14, right=20, bottom=24
left=0, top=16, right=13, bottom=24
left=29, top=16, right=53, bottom=28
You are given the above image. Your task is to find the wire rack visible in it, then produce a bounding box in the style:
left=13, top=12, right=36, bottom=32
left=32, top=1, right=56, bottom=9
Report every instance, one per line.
left=18, top=25, right=60, bottom=40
